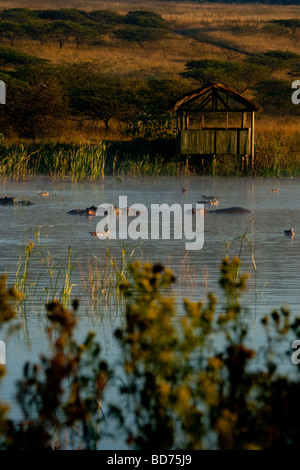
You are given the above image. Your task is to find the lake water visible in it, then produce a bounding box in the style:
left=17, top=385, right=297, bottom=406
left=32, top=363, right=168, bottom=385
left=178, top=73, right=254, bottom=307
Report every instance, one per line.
left=0, top=175, right=299, bottom=448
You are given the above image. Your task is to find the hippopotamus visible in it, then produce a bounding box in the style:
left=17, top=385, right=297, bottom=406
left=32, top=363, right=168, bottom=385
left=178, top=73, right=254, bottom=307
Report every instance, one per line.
left=68, top=205, right=137, bottom=216
left=208, top=207, right=253, bottom=214
left=0, top=197, right=34, bottom=206
left=17, top=200, right=35, bottom=206
left=68, top=205, right=98, bottom=216
left=0, top=197, right=18, bottom=205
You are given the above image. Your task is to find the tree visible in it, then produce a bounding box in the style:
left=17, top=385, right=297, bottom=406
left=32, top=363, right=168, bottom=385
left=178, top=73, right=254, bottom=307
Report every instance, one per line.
left=253, top=78, right=295, bottom=115
left=68, top=75, right=145, bottom=131
left=245, top=50, right=300, bottom=73
left=182, top=59, right=270, bottom=93
left=0, top=46, right=47, bottom=68
left=0, top=8, right=36, bottom=23
left=0, top=21, right=22, bottom=46
left=261, top=22, right=284, bottom=41
left=0, top=70, right=68, bottom=138
left=68, top=23, right=98, bottom=49
left=288, top=60, right=300, bottom=78
left=271, top=19, right=300, bottom=44
left=146, top=77, right=196, bottom=109
left=114, top=25, right=168, bottom=47
left=124, top=10, right=167, bottom=29
left=36, top=8, right=90, bottom=23
left=88, top=10, right=124, bottom=26
left=22, top=19, right=52, bottom=46
left=50, top=20, right=73, bottom=49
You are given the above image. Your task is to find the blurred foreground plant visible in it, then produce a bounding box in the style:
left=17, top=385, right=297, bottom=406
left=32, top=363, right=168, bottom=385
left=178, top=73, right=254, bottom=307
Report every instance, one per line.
left=0, top=282, right=110, bottom=449
left=114, top=258, right=300, bottom=450
left=0, top=257, right=300, bottom=449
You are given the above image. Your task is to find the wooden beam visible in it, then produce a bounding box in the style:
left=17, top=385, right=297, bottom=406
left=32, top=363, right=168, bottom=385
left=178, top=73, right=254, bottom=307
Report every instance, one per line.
left=251, top=111, right=255, bottom=170
left=173, top=83, right=260, bottom=112
left=192, top=108, right=252, bottom=113
left=241, top=111, right=247, bottom=129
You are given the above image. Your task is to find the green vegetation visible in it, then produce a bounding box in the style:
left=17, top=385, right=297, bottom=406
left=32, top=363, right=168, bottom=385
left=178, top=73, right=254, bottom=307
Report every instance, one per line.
left=0, top=255, right=300, bottom=449
left=0, top=133, right=299, bottom=179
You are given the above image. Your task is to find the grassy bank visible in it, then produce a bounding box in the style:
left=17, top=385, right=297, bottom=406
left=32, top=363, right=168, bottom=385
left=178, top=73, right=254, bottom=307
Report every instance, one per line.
left=0, top=129, right=299, bottom=179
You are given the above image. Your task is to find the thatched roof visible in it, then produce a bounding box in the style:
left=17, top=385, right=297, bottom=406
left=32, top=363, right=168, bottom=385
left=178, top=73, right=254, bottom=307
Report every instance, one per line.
left=173, top=82, right=260, bottom=113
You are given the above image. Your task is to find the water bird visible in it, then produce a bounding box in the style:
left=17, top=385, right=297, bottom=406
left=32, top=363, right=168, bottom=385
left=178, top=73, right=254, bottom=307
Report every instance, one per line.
left=182, top=187, right=188, bottom=194
left=89, top=230, right=110, bottom=238
left=113, top=205, right=125, bottom=215
left=284, top=228, right=294, bottom=236
left=38, top=192, right=49, bottom=197
left=268, top=188, right=279, bottom=193
left=197, top=199, right=219, bottom=205
left=192, top=207, right=207, bottom=214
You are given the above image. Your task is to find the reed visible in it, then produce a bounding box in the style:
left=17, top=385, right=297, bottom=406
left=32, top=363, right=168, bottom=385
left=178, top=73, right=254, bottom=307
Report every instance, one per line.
left=1, top=128, right=299, bottom=179
left=15, top=241, right=35, bottom=300
left=79, top=255, right=116, bottom=312
left=0, top=142, right=109, bottom=181
left=254, top=130, right=300, bottom=176
left=11, top=236, right=147, bottom=316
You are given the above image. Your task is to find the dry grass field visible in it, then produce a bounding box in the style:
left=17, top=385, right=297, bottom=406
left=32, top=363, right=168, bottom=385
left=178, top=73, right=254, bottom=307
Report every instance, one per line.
left=2, top=2, right=299, bottom=75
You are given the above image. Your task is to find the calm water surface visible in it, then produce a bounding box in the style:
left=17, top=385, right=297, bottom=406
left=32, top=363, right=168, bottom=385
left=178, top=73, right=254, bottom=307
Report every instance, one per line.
left=0, top=175, right=299, bottom=448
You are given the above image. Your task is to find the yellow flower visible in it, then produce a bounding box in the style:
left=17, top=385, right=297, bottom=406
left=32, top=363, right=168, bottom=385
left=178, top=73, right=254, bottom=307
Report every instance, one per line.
left=208, top=357, right=223, bottom=370
left=177, top=385, right=190, bottom=404
left=216, top=409, right=238, bottom=449
left=159, top=351, right=172, bottom=363
left=158, top=380, right=171, bottom=397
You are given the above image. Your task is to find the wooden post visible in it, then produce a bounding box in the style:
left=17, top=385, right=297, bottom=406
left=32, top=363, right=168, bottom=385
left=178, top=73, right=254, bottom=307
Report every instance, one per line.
left=212, top=155, right=216, bottom=176
left=241, top=112, right=247, bottom=129
left=251, top=111, right=255, bottom=170
left=183, top=111, right=188, bottom=129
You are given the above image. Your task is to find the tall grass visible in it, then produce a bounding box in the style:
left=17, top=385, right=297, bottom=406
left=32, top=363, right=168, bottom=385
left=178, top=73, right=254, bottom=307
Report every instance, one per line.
left=10, top=237, right=145, bottom=316
left=255, top=130, right=300, bottom=176
left=0, top=142, right=108, bottom=181
left=15, top=241, right=35, bottom=300
left=0, top=129, right=299, bottom=179
left=114, top=154, right=190, bottom=177
left=14, top=241, right=78, bottom=310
